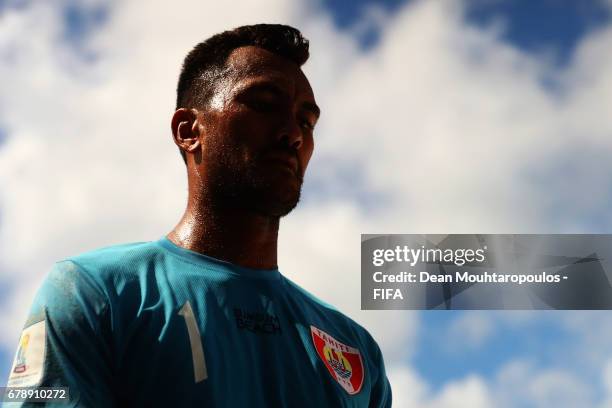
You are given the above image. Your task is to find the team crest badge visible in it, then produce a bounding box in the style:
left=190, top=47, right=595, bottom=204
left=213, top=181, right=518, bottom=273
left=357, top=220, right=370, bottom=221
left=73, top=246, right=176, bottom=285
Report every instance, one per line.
left=310, top=325, right=364, bottom=395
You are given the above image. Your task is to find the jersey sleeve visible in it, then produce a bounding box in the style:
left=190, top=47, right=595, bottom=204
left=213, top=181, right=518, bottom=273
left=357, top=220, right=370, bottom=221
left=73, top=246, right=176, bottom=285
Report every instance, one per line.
left=6, top=261, right=115, bottom=407
left=369, top=341, right=392, bottom=408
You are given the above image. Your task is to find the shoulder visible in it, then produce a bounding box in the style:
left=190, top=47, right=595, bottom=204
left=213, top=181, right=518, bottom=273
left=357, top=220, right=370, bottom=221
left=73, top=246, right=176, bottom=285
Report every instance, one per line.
left=58, top=240, right=162, bottom=289
left=25, top=240, right=167, bottom=329
left=67, top=240, right=161, bottom=274
left=281, top=275, right=339, bottom=312
left=281, top=276, right=379, bottom=349
left=281, top=276, right=389, bottom=391
left=33, top=240, right=155, bottom=296
left=32, top=241, right=163, bottom=314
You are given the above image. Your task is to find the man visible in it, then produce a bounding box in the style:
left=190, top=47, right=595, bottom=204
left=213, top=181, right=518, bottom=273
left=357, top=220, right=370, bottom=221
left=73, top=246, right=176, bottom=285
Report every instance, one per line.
left=7, top=24, right=392, bottom=407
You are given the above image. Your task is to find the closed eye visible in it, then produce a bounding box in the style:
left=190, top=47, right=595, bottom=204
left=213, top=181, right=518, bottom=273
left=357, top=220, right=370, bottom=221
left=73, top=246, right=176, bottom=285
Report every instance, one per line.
left=249, top=99, right=278, bottom=112
left=300, top=119, right=315, bottom=131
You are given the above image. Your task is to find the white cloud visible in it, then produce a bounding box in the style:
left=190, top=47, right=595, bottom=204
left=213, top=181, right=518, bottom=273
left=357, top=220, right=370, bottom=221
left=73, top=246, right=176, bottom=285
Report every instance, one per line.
left=495, top=359, right=595, bottom=408
left=529, top=371, right=593, bottom=408
left=389, top=358, right=598, bottom=408
left=388, top=366, right=493, bottom=408
left=601, top=358, right=612, bottom=408
left=388, top=366, right=429, bottom=408
left=429, top=376, right=492, bottom=408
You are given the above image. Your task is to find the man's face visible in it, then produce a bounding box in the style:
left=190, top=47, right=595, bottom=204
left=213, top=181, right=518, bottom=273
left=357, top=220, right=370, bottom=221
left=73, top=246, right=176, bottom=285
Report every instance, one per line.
left=196, top=46, right=319, bottom=217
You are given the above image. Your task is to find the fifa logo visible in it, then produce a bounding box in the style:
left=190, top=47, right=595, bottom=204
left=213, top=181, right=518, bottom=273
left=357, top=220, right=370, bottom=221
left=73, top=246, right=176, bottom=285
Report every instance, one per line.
left=13, top=333, right=30, bottom=373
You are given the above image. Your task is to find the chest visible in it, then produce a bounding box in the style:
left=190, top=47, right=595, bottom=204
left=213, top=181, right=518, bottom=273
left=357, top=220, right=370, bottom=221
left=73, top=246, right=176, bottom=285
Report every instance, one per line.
left=115, top=289, right=372, bottom=407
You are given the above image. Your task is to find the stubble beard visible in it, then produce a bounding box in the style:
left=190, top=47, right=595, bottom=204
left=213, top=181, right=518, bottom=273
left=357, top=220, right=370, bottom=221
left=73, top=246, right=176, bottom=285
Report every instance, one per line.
left=207, top=153, right=303, bottom=218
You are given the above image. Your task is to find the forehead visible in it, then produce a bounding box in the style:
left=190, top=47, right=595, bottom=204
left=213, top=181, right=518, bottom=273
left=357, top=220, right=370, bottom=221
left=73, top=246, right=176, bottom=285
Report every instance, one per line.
left=224, top=46, right=314, bottom=98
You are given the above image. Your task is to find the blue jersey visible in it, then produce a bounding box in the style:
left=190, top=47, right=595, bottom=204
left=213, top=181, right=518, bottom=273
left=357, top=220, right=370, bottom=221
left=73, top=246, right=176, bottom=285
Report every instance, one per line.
left=6, top=238, right=392, bottom=407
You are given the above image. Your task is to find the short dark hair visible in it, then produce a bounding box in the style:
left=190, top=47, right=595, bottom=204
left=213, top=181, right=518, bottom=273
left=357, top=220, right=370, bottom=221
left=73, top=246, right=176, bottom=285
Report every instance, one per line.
left=175, top=24, right=310, bottom=164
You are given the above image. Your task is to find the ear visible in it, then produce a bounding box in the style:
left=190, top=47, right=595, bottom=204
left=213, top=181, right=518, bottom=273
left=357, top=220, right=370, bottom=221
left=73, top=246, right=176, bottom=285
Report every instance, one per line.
left=171, top=108, right=202, bottom=156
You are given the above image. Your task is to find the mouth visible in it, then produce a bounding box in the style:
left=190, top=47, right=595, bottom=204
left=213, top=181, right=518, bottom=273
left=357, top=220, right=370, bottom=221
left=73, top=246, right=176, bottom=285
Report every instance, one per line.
left=261, top=152, right=299, bottom=176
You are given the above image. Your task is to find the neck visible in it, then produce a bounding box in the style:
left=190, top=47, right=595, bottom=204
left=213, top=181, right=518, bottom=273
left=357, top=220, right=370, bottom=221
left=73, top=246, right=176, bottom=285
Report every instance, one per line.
left=167, top=198, right=280, bottom=270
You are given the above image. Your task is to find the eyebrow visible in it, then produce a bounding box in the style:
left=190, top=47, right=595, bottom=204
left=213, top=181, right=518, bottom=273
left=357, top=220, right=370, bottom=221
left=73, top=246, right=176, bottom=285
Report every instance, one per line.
left=237, top=81, right=321, bottom=119
left=302, top=101, right=320, bottom=119
left=241, top=82, right=285, bottom=97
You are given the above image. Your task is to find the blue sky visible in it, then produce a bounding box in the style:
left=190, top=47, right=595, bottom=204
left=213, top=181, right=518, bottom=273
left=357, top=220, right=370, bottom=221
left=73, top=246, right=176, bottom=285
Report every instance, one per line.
left=325, top=0, right=611, bottom=63
left=2, top=1, right=612, bottom=406
left=413, top=312, right=572, bottom=389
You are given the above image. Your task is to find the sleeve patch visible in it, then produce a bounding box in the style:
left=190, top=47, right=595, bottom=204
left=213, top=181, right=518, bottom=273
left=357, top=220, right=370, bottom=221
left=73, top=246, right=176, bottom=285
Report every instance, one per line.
left=7, top=320, right=46, bottom=387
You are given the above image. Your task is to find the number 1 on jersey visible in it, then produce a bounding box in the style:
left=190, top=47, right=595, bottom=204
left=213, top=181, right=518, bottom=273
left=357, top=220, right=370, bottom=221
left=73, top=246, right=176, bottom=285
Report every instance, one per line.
left=179, top=301, right=208, bottom=383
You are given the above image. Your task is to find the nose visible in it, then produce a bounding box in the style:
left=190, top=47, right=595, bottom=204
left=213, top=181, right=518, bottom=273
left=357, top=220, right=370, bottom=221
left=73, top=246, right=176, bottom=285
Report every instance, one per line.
left=277, top=116, right=303, bottom=150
